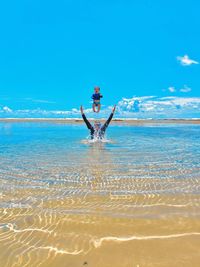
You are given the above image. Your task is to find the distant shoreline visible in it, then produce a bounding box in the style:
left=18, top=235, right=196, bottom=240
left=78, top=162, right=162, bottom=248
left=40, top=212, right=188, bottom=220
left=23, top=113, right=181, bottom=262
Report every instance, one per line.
left=0, top=118, right=200, bottom=124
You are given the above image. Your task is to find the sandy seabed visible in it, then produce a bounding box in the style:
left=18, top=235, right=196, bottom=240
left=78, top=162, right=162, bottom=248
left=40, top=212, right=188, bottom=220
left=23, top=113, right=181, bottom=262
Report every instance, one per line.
left=0, top=121, right=200, bottom=267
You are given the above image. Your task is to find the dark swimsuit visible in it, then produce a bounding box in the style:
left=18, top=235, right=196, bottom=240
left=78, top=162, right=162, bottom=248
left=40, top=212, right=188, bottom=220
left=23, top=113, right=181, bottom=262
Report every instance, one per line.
left=92, top=93, right=103, bottom=106
left=82, top=112, right=113, bottom=139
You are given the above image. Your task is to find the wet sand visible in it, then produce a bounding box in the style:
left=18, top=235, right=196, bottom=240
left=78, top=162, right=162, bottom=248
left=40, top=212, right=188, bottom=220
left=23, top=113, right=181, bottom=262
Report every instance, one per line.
left=0, top=117, right=200, bottom=124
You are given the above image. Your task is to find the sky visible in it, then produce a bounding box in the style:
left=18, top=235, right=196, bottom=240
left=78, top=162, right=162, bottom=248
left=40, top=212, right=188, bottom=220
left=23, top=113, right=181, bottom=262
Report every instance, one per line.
left=0, top=0, right=200, bottom=118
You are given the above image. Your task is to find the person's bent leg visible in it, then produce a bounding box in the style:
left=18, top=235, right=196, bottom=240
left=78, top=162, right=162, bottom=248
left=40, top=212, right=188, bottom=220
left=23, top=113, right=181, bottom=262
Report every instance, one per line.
left=97, top=104, right=101, bottom=113
left=92, top=104, right=96, bottom=112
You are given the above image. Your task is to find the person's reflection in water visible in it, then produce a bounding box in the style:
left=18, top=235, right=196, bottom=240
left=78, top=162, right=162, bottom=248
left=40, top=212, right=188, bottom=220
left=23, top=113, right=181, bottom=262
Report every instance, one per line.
left=80, top=135, right=115, bottom=194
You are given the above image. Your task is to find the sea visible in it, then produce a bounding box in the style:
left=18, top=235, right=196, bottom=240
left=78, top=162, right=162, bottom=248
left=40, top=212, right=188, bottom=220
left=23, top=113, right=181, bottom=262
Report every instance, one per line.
left=0, top=121, right=200, bottom=267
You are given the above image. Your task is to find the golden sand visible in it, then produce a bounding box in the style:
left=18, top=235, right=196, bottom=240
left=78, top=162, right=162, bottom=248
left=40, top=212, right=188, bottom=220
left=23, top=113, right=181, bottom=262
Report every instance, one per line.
left=1, top=182, right=200, bottom=267
left=0, top=118, right=200, bottom=125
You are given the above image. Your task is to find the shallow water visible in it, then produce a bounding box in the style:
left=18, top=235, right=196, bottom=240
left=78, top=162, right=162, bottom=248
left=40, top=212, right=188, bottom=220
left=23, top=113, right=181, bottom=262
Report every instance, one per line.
left=0, top=122, right=200, bottom=267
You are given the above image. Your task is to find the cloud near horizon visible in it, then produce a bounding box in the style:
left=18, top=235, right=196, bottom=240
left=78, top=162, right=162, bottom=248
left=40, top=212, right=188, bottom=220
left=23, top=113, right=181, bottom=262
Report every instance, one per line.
left=2, top=106, right=12, bottom=113
left=1, top=96, right=200, bottom=119
left=117, top=96, right=200, bottom=118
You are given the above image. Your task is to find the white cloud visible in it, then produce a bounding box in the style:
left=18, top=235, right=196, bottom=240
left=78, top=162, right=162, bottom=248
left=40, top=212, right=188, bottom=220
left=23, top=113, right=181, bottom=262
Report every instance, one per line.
left=180, top=85, right=191, bottom=93
left=25, top=98, right=56, bottom=104
left=177, top=55, right=199, bottom=66
left=115, top=96, right=200, bottom=118
left=166, top=85, right=191, bottom=93
left=0, top=96, right=200, bottom=118
left=2, top=106, right=12, bottom=113
left=168, top=86, right=176, bottom=93
left=33, top=99, right=56, bottom=104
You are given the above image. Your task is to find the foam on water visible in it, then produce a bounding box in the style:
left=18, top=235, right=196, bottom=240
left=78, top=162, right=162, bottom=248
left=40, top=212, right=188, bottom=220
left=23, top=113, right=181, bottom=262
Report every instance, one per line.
left=81, top=135, right=112, bottom=144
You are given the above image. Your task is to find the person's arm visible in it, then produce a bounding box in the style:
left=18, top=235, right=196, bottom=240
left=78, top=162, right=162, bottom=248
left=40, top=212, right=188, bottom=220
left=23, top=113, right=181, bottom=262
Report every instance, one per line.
left=80, top=106, right=93, bottom=130
left=101, top=105, right=116, bottom=132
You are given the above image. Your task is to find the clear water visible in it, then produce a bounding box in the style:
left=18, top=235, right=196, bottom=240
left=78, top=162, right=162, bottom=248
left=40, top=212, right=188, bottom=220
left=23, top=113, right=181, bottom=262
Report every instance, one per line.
left=0, top=122, right=200, bottom=267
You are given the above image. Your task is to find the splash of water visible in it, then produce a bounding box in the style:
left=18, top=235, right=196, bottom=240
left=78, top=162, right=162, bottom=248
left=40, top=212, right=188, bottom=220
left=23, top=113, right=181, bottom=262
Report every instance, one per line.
left=81, top=135, right=112, bottom=144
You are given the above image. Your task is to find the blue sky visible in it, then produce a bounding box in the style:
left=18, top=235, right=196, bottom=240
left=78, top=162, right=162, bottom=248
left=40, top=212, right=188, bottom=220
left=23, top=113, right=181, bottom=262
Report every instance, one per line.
left=0, top=0, right=200, bottom=117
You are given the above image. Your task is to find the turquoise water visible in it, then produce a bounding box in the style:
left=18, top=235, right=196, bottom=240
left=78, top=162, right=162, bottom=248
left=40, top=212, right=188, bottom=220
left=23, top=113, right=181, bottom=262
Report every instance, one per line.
left=0, top=122, right=200, bottom=195
left=0, top=122, right=200, bottom=267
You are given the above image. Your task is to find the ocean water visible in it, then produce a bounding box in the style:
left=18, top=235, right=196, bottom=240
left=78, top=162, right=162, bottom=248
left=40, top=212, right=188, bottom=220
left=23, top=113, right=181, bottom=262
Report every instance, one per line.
left=0, top=122, right=200, bottom=267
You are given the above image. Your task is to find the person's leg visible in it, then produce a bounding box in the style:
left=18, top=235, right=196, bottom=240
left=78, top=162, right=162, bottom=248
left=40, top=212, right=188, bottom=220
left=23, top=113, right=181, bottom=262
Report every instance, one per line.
left=92, top=103, right=96, bottom=112
left=97, top=104, right=101, bottom=113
